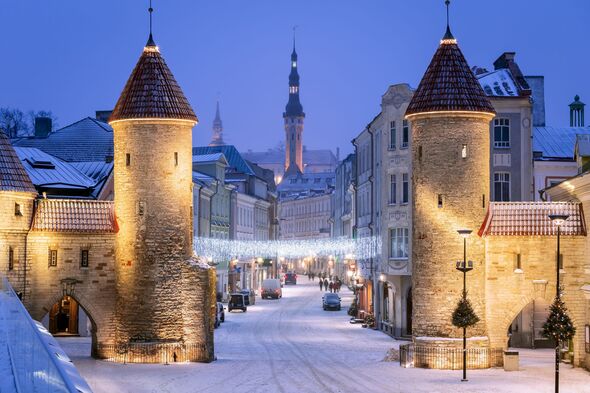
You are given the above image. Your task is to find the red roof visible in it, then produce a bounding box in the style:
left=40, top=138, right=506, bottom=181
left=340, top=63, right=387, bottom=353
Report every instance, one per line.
left=406, top=35, right=495, bottom=116
left=0, top=131, right=36, bottom=193
left=479, top=202, right=586, bottom=237
left=109, top=44, right=197, bottom=123
left=32, top=199, right=117, bottom=233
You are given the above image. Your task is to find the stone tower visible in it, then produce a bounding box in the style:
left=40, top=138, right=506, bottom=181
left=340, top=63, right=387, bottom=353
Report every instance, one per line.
left=405, top=21, right=496, bottom=362
left=0, top=131, right=37, bottom=298
left=283, top=39, right=305, bottom=175
left=209, top=100, right=225, bottom=146
left=108, top=31, right=215, bottom=362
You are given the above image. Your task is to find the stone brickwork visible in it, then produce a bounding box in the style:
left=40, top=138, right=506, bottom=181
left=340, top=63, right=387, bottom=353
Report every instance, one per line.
left=112, top=119, right=214, bottom=362
left=410, top=112, right=494, bottom=344
left=485, top=235, right=589, bottom=367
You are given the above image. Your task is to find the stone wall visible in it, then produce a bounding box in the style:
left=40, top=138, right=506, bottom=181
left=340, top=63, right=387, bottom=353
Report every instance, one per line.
left=411, top=113, right=493, bottom=341
left=24, top=231, right=117, bottom=357
left=485, top=235, right=588, bottom=367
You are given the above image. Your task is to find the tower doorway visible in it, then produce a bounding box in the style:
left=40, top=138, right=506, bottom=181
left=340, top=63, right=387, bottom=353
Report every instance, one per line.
left=49, top=295, right=79, bottom=335
left=508, top=298, right=553, bottom=348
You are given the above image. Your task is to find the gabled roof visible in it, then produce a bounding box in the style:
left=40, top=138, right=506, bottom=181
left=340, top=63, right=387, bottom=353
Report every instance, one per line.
left=13, top=117, right=113, bottom=162
left=533, top=126, right=590, bottom=160
left=193, top=145, right=254, bottom=175
left=14, top=147, right=95, bottom=193
left=479, top=202, right=586, bottom=237
left=477, top=69, right=521, bottom=97
left=406, top=32, right=495, bottom=116
left=192, top=171, right=215, bottom=187
left=70, top=161, right=114, bottom=199
left=0, top=131, right=36, bottom=193
left=109, top=44, right=197, bottom=123
left=32, top=199, right=117, bottom=233
left=192, top=153, right=228, bottom=165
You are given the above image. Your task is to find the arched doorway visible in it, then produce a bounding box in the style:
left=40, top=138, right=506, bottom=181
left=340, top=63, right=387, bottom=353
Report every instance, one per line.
left=507, top=298, right=553, bottom=349
left=405, top=287, right=412, bottom=335
left=41, top=295, right=97, bottom=358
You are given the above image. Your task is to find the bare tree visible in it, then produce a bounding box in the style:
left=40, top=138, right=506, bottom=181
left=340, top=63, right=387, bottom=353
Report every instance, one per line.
left=0, top=107, right=27, bottom=138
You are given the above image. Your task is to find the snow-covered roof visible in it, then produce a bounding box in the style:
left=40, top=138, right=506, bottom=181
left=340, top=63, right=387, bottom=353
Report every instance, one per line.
left=479, top=202, right=586, bottom=237
left=192, top=153, right=227, bottom=164
left=477, top=69, right=519, bottom=97
left=533, top=126, right=590, bottom=160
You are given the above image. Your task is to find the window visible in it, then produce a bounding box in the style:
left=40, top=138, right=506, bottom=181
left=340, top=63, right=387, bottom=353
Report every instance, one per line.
left=402, top=173, right=409, bottom=204
left=48, top=249, right=57, bottom=267
left=15, top=203, right=22, bottom=216
left=402, top=120, right=409, bottom=148
left=389, top=175, right=397, bottom=204
left=8, top=247, right=14, bottom=270
left=80, top=249, right=89, bottom=268
left=461, top=144, right=468, bottom=159
left=126, top=153, right=131, bottom=166
left=585, top=325, right=590, bottom=354
left=514, top=253, right=522, bottom=272
left=138, top=201, right=146, bottom=216
left=389, top=228, right=409, bottom=259
left=174, top=152, right=178, bottom=166
left=389, top=121, right=396, bottom=150
left=437, top=194, right=443, bottom=208
left=493, top=118, right=510, bottom=148
left=494, top=172, right=510, bottom=201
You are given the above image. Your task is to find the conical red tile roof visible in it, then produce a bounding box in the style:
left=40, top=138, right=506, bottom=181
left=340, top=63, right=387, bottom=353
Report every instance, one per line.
left=406, top=35, right=495, bottom=116
left=109, top=43, right=197, bottom=123
left=0, top=131, right=36, bottom=193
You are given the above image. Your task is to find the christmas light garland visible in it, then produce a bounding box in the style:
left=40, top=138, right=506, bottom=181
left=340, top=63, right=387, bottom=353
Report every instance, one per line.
left=193, top=236, right=380, bottom=261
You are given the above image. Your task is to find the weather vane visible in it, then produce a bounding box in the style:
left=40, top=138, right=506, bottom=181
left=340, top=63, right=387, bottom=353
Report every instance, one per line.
left=149, top=0, right=154, bottom=36
left=445, top=0, right=450, bottom=28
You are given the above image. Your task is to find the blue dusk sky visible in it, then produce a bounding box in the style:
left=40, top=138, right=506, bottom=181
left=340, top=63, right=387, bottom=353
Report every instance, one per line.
left=2, top=1, right=589, bottom=156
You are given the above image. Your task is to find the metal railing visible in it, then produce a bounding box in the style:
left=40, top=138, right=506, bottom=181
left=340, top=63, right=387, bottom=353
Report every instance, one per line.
left=97, top=342, right=209, bottom=364
left=400, top=343, right=503, bottom=369
left=0, top=276, right=91, bottom=392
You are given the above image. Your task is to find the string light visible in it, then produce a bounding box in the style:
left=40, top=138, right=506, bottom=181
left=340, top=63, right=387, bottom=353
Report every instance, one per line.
left=193, top=237, right=380, bottom=261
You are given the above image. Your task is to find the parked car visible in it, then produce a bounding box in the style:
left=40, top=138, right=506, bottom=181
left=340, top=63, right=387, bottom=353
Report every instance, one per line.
left=215, top=302, right=225, bottom=327
left=261, top=279, right=282, bottom=299
left=228, top=293, right=247, bottom=312
left=240, top=289, right=251, bottom=306
left=284, top=273, right=297, bottom=285
left=322, top=293, right=341, bottom=311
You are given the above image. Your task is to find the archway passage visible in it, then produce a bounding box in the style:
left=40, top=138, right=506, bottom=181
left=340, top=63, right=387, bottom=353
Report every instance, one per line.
left=41, top=295, right=97, bottom=358
left=507, top=298, right=553, bottom=349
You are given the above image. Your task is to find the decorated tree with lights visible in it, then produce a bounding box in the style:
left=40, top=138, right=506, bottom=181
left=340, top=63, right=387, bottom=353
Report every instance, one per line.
left=452, top=296, right=479, bottom=328
left=543, top=294, right=576, bottom=343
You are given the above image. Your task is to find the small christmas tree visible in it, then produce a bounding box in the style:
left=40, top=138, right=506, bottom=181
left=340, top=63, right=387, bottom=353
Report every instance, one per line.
left=543, top=295, right=576, bottom=343
left=452, top=297, right=480, bottom=328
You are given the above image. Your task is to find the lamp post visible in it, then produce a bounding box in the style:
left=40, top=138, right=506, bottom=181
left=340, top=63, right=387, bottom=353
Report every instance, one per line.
left=548, top=214, right=569, bottom=393
left=456, top=229, right=473, bottom=382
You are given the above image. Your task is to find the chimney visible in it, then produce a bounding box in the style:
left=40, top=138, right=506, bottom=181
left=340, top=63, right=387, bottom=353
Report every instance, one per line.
left=34, top=117, right=52, bottom=137
left=569, top=95, right=585, bottom=127
left=493, top=52, right=516, bottom=70
left=95, top=110, right=113, bottom=123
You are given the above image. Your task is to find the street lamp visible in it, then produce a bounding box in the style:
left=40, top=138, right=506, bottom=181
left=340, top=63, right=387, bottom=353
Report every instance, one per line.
left=548, top=214, right=569, bottom=393
left=456, top=229, right=473, bottom=382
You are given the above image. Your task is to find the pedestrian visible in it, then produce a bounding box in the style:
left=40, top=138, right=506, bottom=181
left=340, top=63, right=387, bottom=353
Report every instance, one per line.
left=329, top=282, right=334, bottom=293
left=323, top=278, right=328, bottom=291
left=319, top=279, right=323, bottom=291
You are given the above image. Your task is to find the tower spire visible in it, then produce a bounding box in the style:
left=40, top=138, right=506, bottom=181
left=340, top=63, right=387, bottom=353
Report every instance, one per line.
left=146, top=0, right=156, bottom=47
left=442, top=0, right=455, bottom=41
left=209, top=99, right=225, bottom=146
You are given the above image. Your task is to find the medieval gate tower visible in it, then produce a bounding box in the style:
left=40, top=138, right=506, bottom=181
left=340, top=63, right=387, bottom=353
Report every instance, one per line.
left=405, top=21, right=496, bottom=361
left=107, top=30, right=215, bottom=362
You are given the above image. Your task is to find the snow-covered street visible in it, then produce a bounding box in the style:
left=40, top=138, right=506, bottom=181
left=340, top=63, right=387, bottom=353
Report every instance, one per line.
left=59, top=278, right=590, bottom=393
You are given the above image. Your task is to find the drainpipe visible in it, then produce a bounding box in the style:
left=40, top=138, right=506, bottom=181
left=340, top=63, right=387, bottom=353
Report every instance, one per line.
left=367, top=123, right=378, bottom=326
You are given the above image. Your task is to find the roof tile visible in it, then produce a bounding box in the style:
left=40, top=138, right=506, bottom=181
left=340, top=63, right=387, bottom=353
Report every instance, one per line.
left=0, top=131, right=36, bottom=193
left=32, top=199, right=117, bottom=233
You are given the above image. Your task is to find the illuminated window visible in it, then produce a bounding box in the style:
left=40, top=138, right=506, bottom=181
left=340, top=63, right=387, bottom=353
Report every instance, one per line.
left=48, top=249, right=57, bottom=267
left=462, top=144, right=468, bottom=158
left=80, top=250, right=89, bottom=268
left=493, top=118, right=510, bottom=148
left=389, top=228, right=408, bottom=259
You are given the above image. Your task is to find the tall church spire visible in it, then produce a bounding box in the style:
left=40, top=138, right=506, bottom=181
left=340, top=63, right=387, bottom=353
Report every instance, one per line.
left=283, top=30, right=305, bottom=175
left=209, top=100, right=225, bottom=146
